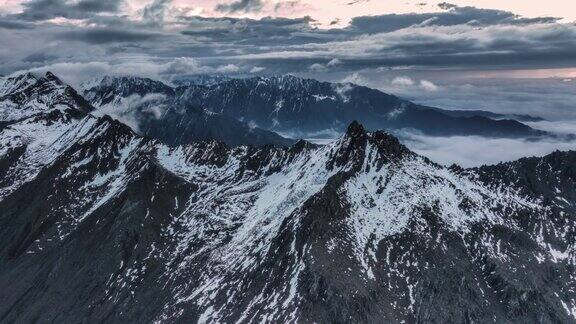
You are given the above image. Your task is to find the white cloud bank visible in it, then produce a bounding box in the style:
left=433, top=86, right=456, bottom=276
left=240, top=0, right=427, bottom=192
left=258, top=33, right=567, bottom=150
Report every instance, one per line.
left=401, top=120, right=576, bottom=167
left=403, top=133, right=576, bottom=168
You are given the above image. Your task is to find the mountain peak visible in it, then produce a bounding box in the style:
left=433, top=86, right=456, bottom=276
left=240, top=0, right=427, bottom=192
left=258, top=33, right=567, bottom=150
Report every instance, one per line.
left=327, top=121, right=369, bottom=170
left=21, top=72, right=38, bottom=81
left=0, top=72, right=39, bottom=97
left=345, top=120, right=366, bottom=138
left=370, top=130, right=413, bottom=162
left=43, top=71, right=63, bottom=85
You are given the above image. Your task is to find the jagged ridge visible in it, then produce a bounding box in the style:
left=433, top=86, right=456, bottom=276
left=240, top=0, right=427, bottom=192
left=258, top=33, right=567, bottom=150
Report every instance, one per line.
left=82, top=75, right=294, bottom=147
left=0, top=99, right=574, bottom=322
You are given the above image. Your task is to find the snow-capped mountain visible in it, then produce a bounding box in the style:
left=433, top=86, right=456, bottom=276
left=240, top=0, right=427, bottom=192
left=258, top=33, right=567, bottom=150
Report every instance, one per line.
left=472, top=150, right=576, bottom=213
left=175, top=75, right=546, bottom=138
left=83, top=75, right=547, bottom=142
left=83, top=76, right=294, bottom=147
left=0, top=75, right=574, bottom=323
left=0, top=72, right=93, bottom=123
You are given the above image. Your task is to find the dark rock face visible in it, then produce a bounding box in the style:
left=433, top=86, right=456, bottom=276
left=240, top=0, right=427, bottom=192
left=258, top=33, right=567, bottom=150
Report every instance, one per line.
left=0, top=72, right=574, bottom=323
left=471, top=151, right=576, bottom=213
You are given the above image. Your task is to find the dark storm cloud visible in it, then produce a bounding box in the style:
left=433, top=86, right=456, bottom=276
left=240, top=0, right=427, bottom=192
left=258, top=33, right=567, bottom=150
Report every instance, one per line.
left=57, top=28, right=162, bottom=44
left=0, top=18, right=35, bottom=29
left=17, top=0, right=123, bottom=21
left=171, top=4, right=573, bottom=72
left=347, top=4, right=560, bottom=34
left=178, top=16, right=316, bottom=44
left=215, top=0, right=264, bottom=13
left=23, top=52, right=57, bottom=63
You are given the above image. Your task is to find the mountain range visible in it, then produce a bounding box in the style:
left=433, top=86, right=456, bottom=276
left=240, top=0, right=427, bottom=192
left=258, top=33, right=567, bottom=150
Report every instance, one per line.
left=81, top=75, right=549, bottom=147
left=0, top=71, right=574, bottom=322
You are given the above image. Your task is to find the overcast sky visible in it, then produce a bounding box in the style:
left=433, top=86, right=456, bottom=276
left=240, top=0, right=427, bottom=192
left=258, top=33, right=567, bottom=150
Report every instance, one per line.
left=1, top=0, right=575, bottom=165
left=1, top=0, right=575, bottom=77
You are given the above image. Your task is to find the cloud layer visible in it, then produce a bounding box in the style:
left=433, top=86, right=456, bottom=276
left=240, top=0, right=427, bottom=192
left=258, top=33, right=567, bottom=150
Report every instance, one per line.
left=402, top=128, right=576, bottom=168
left=1, top=2, right=575, bottom=77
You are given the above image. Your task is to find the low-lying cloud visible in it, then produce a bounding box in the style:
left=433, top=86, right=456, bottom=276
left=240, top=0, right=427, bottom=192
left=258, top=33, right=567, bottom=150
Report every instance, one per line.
left=92, top=93, right=169, bottom=132
left=307, top=120, right=576, bottom=168
left=399, top=120, right=576, bottom=167
left=402, top=132, right=576, bottom=168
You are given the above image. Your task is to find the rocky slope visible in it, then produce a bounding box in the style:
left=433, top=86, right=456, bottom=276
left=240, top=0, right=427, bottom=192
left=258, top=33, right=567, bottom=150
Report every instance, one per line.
left=471, top=151, right=576, bottom=213
left=0, top=76, right=574, bottom=323
left=0, top=72, right=93, bottom=123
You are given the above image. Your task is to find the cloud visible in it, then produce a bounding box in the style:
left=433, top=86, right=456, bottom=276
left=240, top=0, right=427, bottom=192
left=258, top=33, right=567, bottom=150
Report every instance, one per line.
left=142, top=0, right=172, bottom=26
left=309, top=63, right=326, bottom=71
left=309, top=58, right=343, bottom=71
left=526, top=120, right=576, bottom=135
left=326, top=58, right=342, bottom=67
left=92, top=93, right=169, bottom=132
left=341, top=72, right=369, bottom=86
left=391, top=76, right=414, bottom=86
left=1, top=3, right=576, bottom=88
left=57, top=28, right=163, bottom=44
left=216, top=63, right=241, bottom=73
left=401, top=130, right=576, bottom=168
left=0, top=18, right=35, bottom=29
left=23, top=52, right=57, bottom=63
left=397, top=119, right=576, bottom=167
left=419, top=80, right=438, bottom=91
left=347, top=4, right=560, bottom=34
left=250, top=66, right=266, bottom=73
left=17, top=0, right=122, bottom=21
left=216, top=0, right=265, bottom=13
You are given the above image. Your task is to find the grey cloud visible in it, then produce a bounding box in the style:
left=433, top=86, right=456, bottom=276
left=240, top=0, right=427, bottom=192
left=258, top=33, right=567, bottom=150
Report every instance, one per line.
left=274, top=1, right=301, bottom=11
left=401, top=128, right=576, bottom=167
left=57, top=28, right=163, bottom=44
left=178, top=16, right=318, bottom=46
left=23, top=52, right=57, bottom=63
left=216, top=0, right=264, bottom=13
left=0, top=18, right=35, bottom=29
left=347, top=4, right=560, bottom=34
left=143, top=0, right=172, bottom=26
left=17, top=0, right=122, bottom=21
left=0, top=3, right=575, bottom=79
left=437, top=2, right=457, bottom=10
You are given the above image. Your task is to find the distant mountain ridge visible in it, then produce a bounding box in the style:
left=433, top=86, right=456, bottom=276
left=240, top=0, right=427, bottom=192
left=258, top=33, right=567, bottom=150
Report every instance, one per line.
left=83, top=74, right=548, bottom=142
left=427, top=107, right=545, bottom=122
left=176, top=75, right=547, bottom=137
left=79, top=75, right=295, bottom=147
